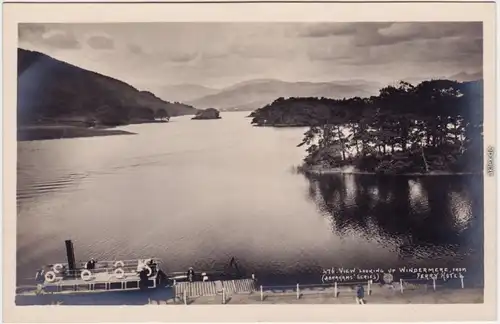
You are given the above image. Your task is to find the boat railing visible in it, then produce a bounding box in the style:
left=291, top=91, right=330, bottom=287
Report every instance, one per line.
left=45, top=258, right=160, bottom=272
left=167, top=270, right=227, bottom=277
left=59, top=265, right=143, bottom=276
left=40, top=258, right=161, bottom=283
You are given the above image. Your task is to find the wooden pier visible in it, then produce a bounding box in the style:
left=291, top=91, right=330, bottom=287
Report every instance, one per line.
left=174, top=279, right=256, bottom=298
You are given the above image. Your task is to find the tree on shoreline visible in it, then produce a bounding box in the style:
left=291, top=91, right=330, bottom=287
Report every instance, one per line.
left=155, top=108, right=170, bottom=121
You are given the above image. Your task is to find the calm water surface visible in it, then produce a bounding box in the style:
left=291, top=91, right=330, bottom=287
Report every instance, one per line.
left=17, top=112, right=483, bottom=285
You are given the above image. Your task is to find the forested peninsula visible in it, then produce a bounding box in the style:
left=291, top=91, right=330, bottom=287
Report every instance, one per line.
left=250, top=80, right=483, bottom=174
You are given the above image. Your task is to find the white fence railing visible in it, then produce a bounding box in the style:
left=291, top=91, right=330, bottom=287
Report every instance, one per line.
left=258, top=280, right=373, bottom=301
left=258, top=276, right=467, bottom=301
left=399, top=273, right=465, bottom=293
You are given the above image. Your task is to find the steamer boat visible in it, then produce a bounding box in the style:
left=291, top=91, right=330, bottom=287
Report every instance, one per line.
left=16, top=240, right=255, bottom=298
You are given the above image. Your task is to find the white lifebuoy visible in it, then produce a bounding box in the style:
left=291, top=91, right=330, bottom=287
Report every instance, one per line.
left=53, top=263, right=64, bottom=274
left=81, top=269, right=92, bottom=281
left=114, top=268, right=125, bottom=279
left=114, top=261, right=125, bottom=268
left=44, top=271, right=57, bottom=283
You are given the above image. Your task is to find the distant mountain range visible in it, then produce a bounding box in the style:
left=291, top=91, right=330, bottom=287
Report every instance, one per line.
left=178, top=79, right=384, bottom=111
left=400, top=71, right=483, bottom=86
left=18, top=48, right=197, bottom=126
left=156, top=84, right=220, bottom=103
left=448, top=71, right=483, bottom=82
left=159, top=70, right=482, bottom=112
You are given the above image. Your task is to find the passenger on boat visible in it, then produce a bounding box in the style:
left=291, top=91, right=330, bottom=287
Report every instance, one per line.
left=86, top=258, right=96, bottom=270
left=147, top=259, right=157, bottom=276
left=139, top=268, right=149, bottom=290
left=187, top=267, right=195, bottom=282
left=156, top=269, right=169, bottom=287
left=35, top=269, right=45, bottom=283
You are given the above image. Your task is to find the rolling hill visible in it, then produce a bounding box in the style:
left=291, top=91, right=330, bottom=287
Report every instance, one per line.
left=156, top=84, right=220, bottom=103
left=17, top=48, right=198, bottom=126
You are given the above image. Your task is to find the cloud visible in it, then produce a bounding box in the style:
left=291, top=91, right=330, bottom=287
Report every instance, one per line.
left=154, top=51, right=199, bottom=63
left=230, top=42, right=297, bottom=60
left=200, top=49, right=228, bottom=60
left=18, top=23, right=46, bottom=41
left=87, top=35, right=114, bottom=50
left=305, top=37, right=355, bottom=61
left=337, top=36, right=483, bottom=70
left=170, top=52, right=199, bottom=63
left=19, top=24, right=80, bottom=49
left=41, top=30, right=80, bottom=49
left=297, top=23, right=392, bottom=38
left=357, top=22, right=482, bottom=47
left=19, top=22, right=484, bottom=89
left=128, top=44, right=143, bottom=55
left=297, top=22, right=482, bottom=50
left=379, top=22, right=481, bottom=40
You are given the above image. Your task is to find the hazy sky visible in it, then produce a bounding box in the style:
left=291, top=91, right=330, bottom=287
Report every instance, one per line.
left=19, top=22, right=482, bottom=90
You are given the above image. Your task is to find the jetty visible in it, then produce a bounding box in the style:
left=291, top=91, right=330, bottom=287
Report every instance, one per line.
left=174, top=278, right=256, bottom=298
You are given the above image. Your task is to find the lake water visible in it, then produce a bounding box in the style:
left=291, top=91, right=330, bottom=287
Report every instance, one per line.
left=17, top=111, right=484, bottom=286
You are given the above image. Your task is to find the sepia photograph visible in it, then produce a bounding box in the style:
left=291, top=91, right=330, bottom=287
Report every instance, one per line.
left=2, top=1, right=497, bottom=323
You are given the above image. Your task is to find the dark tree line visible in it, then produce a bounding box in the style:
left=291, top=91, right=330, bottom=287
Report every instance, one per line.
left=251, top=79, right=483, bottom=174
left=86, top=105, right=170, bottom=127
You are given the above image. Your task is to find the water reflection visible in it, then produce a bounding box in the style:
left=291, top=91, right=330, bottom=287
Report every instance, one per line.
left=304, top=173, right=483, bottom=266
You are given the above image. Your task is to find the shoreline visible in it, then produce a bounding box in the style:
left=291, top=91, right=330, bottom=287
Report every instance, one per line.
left=252, top=123, right=308, bottom=128
left=297, top=166, right=483, bottom=177
left=15, top=285, right=483, bottom=306
left=17, top=125, right=136, bottom=142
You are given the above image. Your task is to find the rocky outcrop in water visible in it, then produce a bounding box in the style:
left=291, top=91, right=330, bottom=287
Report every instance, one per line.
left=191, top=108, right=221, bottom=120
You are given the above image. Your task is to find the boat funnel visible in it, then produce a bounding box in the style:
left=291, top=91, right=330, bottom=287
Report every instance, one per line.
left=65, top=240, right=76, bottom=271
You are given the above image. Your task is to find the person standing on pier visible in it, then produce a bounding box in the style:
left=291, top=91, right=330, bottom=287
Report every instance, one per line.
left=187, top=267, right=195, bottom=282
left=229, top=257, right=241, bottom=278
left=355, top=284, right=365, bottom=304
